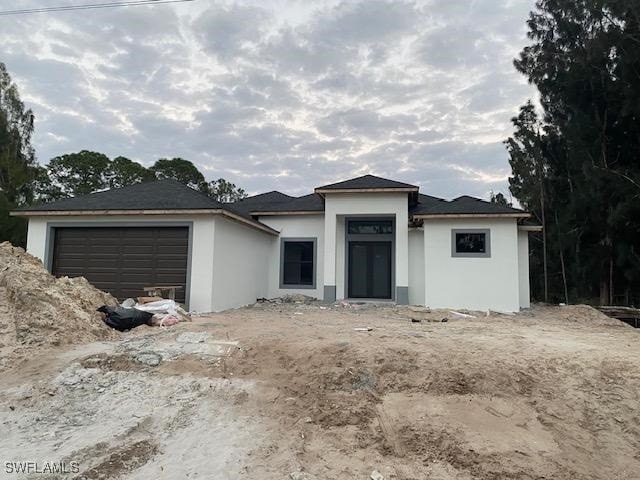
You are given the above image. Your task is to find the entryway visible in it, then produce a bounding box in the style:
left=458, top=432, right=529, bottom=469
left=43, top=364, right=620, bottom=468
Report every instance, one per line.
left=347, top=241, right=392, bottom=299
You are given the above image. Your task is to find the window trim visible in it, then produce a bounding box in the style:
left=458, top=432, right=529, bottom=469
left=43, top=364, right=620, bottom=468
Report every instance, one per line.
left=279, top=237, right=317, bottom=289
left=451, top=228, right=491, bottom=258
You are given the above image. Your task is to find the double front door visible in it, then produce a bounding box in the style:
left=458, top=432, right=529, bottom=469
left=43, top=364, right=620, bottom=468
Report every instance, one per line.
left=347, top=241, right=392, bottom=299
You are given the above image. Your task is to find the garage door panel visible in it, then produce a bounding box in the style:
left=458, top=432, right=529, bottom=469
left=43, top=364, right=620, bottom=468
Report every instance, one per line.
left=156, top=246, right=188, bottom=255
left=52, top=227, right=189, bottom=304
left=81, top=273, right=121, bottom=283
left=153, top=260, right=189, bottom=269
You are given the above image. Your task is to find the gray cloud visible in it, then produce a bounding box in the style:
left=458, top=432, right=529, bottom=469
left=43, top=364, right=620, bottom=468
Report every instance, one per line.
left=0, top=0, right=537, bottom=199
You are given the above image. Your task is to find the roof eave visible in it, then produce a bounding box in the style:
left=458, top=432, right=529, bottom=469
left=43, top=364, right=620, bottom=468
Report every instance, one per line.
left=518, top=224, right=543, bottom=231
left=413, top=212, right=530, bottom=219
left=251, top=210, right=324, bottom=216
left=10, top=208, right=224, bottom=216
left=219, top=210, right=279, bottom=235
left=10, top=208, right=279, bottom=236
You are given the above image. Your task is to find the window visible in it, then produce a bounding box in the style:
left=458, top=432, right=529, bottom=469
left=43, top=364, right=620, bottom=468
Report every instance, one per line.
left=280, top=239, right=316, bottom=288
left=451, top=229, right=491, bottom=257
left=347, top=220, right=393, bottom=235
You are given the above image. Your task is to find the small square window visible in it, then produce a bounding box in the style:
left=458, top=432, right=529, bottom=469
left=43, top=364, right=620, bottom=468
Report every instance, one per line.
left=280, top=239, right=316, bottom=288
left=451, top=229, right=491, bottom=257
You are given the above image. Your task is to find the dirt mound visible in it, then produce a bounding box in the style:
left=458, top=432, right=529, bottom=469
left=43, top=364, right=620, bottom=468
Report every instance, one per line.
left=0, top=242, right=119, bottom=353
left=533, top=304, right=624, bottom=327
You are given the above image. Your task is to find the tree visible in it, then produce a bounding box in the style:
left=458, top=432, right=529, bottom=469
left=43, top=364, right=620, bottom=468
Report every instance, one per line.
left=204, top=178, right=247, bottom=203
left=107, top=156, right=154, bottom=189
left=149, top=158, right=204, bottom=189
left=505, top=102, right=550, bottom=303
left=507, top=0, right=640, bottom=305
left=31, top=165, right=65, bottom=203
left=0, top=62, right=37, bottom=246
left=489, top=191, right=511, bottom=207
left=47, top=150, right=110, bottom=197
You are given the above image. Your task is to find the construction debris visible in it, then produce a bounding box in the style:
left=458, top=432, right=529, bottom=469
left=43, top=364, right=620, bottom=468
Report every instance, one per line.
left=0, top=242, right=118, bottom=356
left=98, top=298, right=191, bottom=331
left=257, top=294, right=318, bottom=305
left=137, top=296, right=164, bottom=305
left=596, top=306, right=640, bottom=328
left=97, top=305, right=154, bottom=332
left=449, top=310, right=477, bottom=318
left=370, top=470, right=385, bottom=480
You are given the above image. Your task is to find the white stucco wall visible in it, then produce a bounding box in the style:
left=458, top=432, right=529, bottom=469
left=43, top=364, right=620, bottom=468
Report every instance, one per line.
left=25, top=214, right=217, bottom=313
left=323, top=192, right=409, bottom=300
left=423, top=218, right=521, bottom=312
left=25, top=217, right=48, bottom=260
left=211, top=216, right=273, bottom=312
left=408, top=228, right=425, bottom=306
left=518, top=230, right=531, bottom=309
left=258, top=214, right=325, bottom=299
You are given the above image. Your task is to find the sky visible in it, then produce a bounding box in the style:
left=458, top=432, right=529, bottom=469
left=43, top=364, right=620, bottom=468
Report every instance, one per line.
left=0, top=0, right=538, bottom=199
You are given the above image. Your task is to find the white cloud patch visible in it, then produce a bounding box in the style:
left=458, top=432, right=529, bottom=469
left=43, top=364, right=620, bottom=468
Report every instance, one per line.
left=0, top=0, right=537, bottom=198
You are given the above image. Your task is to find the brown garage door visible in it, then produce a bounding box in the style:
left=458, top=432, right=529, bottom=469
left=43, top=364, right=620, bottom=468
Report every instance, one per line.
left=52, top=226, right=189, bottom=304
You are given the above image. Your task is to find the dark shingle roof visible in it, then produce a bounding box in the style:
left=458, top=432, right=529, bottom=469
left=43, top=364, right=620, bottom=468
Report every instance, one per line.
left=409, top=193, right=449, bottom=214
left=18, top=176, right=527, bottom=221
left=16, top=180, right=223, bottom=212
left=229, top=192, right=325, bottom=214
left=227, top=191, right=294, bottom=215
left=411, top=195, right=527, bottom=216
left=315, top=174, right=418, bottom=192
left=274, top=193, right=324, bottom=212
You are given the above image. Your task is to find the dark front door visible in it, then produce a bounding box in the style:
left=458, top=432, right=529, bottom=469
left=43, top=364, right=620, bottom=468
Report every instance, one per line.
left=348, top=241, right=392, bottom=299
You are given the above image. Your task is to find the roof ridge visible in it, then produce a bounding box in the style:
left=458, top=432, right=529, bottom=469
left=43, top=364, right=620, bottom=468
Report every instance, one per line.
left=316, top=174, right=418, bottom=191
left=235, top=190, right=293, bottom=201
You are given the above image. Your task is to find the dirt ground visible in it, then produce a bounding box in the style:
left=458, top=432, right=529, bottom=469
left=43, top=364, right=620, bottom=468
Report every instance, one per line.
left=1, top=301, right=639, bottom=480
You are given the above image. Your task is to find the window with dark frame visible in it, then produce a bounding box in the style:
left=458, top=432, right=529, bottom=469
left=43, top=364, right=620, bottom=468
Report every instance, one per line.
left=281, top=240, right=315, bottom=287
left=347, top=219, right=393, bottom=235
left=452, top=229, right=491, bottom=257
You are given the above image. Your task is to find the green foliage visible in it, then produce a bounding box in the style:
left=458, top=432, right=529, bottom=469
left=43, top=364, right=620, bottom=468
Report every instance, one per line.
left=202, top=178, right=248, bottom=203
left=489, top=191, right=511, bottom=207
left=107, top=156, right=155, bottom=189
left=507, top=0, right=640, bottom=305
left=39, top=152, right=247, bottom=205
left=0, top=62, right=37, bottom=246
left=47, top=150, right=111, bottom=197
left=149, top=158, right=204, bottom=189
left=31, top=165, right=65, bottom=203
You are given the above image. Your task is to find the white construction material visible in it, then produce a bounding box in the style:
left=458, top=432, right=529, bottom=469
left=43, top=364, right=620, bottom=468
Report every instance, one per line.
left=449, top=310, right=476, bottom=318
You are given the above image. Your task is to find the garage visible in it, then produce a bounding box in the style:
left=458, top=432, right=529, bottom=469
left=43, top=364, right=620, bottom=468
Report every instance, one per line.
left=51, top=226, right=189, bottom=304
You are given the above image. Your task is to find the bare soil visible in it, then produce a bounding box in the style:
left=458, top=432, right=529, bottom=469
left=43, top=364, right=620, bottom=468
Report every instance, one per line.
left=1, top=301, right=639, bottom=479
left=0, top=242, right=118, bottom=371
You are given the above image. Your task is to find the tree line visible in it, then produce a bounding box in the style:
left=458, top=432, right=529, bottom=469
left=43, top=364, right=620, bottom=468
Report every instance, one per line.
left=35, top=152, right=247, bottom=203
left=0, top=63, right=246, bottom=247
left=506, top=0, right=640, bottom=306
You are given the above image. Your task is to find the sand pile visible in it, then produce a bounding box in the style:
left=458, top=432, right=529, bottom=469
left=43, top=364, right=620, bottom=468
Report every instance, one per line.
left=532, top=304, right=623, bottom=327
left=0, top=242, right=119, bottom=351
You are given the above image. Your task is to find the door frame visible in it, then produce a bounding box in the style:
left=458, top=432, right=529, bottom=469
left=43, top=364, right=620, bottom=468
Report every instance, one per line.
left=44, top=221, right=194, bottom=309
left=344, top=216, right=395, bottom=301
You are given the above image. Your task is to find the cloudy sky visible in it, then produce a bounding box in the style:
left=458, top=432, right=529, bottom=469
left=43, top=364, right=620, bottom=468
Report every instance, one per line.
left=1, top=0, right=537, bottom=199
